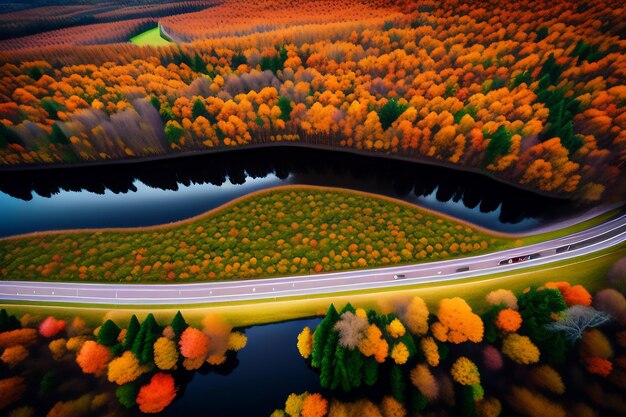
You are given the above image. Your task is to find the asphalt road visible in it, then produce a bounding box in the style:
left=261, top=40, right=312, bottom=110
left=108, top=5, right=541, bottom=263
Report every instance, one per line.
left=1, top=214, right=625, bottom=305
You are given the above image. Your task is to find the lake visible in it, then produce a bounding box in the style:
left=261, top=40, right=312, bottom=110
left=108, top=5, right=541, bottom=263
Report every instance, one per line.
left=0, top=146, right=577, bottom=237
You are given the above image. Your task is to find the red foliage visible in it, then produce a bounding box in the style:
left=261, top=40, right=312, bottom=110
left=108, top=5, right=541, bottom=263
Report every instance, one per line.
left=584, top=356, right=613, bottom=377
left=39, top=316, right=66, bottom=338
left=136, top=372, right=177, bottom=413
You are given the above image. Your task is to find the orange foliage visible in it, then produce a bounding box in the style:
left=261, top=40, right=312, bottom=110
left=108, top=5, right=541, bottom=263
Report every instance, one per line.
left=76, top=340, right=111, bottom=376
left=0, top=328, right=37, bottom=349
left=495, top=309, right=522, bottom=333
left=545, top=282, right=592, bottom=307
left=136, top=372, right=177, bottom=413
left=179, top=327, right=209, bottom=360
left=432, top=297, right=483, bottom=343
left=302, top=393, right=328, bottom=417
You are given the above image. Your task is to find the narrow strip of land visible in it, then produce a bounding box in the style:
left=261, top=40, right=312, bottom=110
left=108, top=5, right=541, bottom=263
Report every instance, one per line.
left=1, top=214, right=624, bottom=305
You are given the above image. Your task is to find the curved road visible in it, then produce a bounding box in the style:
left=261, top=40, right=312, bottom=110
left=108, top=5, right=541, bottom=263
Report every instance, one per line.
left=1, top=214, right=625, bottom=305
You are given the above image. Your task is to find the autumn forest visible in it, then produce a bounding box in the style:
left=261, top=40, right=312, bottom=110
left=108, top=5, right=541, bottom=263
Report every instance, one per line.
left=0, top=0, right=625, bottom=200
left=0, top=1, right=625, bottom=417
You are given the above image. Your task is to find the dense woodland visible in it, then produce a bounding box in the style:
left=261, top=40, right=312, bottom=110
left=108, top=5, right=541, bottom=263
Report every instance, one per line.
left=0, top=0, right=624, bottom=199
left=282, top=275, right=626, bottom=417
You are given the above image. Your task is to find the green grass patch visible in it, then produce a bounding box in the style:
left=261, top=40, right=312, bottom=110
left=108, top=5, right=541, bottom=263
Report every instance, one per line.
left=0, top=186, right=517, bottom=284
left=130, top=27, right=171, bottom=47
left=521, top=208, right=621, bottom=244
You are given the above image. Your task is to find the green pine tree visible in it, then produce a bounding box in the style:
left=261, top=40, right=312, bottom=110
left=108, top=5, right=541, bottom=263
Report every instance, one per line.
left=277, top=96, right=293, bottom=121
left=97, top=320, right=121, bottom=347
left=50, top=124, right=70, bottom=145
left=124, top=315, right=140, bottom=349
left=389, top=365, right=406, bottom=403
left=311, top=304, right=339, bottom=368
left=483, top=125, right=512, bottom=166
left=363, top=357, right=378, bottom=386
left=170, top=311, right=188, bottom=337
left=116, top=383, right=138, bottom=409
left=192, top=99, right=209, bottom=119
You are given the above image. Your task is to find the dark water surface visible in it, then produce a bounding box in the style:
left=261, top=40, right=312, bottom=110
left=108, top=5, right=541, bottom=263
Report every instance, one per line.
left=0, top=146, right=576, bottom=237
left=162, top=317, right=321, bottom=417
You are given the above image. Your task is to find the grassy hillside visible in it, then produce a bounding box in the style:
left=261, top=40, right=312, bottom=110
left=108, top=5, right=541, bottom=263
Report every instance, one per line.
left=130, top=26, right=170, bottom=46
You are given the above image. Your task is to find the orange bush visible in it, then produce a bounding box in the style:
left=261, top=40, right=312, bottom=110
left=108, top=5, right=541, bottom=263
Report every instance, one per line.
left=136, top=372, right=177, bottom=413
left=495, top=308, right=522, bottom=333
left=301, top=393, right=328, bottom=417
left=432, top=298, right=483, bottom=344
left=0, top=328, right=37, bottom=349
left=76, top=340, right=111, bottom=376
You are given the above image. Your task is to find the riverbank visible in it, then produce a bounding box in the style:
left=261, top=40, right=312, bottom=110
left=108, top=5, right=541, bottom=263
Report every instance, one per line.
left=0, top=142, right=576, bottom=201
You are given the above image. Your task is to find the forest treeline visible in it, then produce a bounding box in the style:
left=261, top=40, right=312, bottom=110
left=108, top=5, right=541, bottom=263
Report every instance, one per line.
left=0, top=0, right=625, bottom=200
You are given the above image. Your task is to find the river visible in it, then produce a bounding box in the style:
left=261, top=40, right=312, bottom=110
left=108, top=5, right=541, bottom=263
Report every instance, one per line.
left=0, top=146, right=577, bottom=237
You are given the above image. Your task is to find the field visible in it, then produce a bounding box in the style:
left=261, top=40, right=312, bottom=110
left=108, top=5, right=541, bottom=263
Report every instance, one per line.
left=0, top=186, right=515, bottom=283
left=130, top=27, right=171, bottom=47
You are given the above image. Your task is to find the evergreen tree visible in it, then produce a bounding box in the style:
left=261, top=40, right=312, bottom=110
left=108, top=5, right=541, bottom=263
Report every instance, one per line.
left=540, top=53, right=562, bottom=84
left=40, top=371, right=58, bottom=394
left=320, top=327, right=339, bottom=388
left=192, top=53, right=207, bottom=74
left=410, top=389, right=428, bottom=413
left=150, top=96, right=160, bottom=111
left=483, top=125, right=512, bottom=166
left=231, top=53, right=247, bottom=68
left=192, top=99, right=209, bottom=119
left=170, top=311, right=188, bottom=337
left=0, top=309, right=21, bottom=332
left=124, top=315, right=141, bottom=349
left=389, top=365, right=406, bottom=403
left=536, top=26, right=549, bottom=41
left=97, top=319, right=121, bottom=347
left=50, top=124, right=70, bottom=145
left=363, top=357, right=378, bottom=386
left=131, top=313, right=161, bottom=365
left=311, top=304, right=339, bottom=368
left=116, top=383, right=138, bottom=409
left=41, top=99, right=65, bottom=120
left=518, top=287, right=568, bottom=364
left=377, top=98, right=408, bottom=130
left=277, top=96, right=293, bottom=121
left=0, top=124, right=21, bottom=149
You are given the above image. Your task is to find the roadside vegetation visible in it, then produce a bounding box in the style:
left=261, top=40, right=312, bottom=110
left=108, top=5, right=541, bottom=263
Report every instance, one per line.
left=274, top=276, right=626, bottom=417
left=0, top=186, right=513, bottom=283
